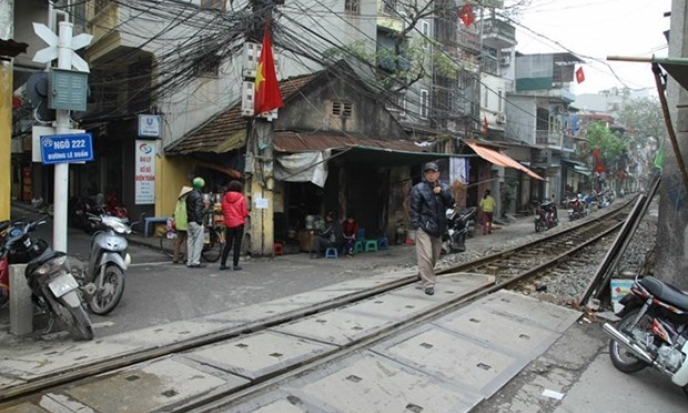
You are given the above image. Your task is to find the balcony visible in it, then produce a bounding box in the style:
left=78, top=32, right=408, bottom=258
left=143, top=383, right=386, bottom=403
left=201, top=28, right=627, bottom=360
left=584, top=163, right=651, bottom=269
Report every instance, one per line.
left=458, top=28, right=480, bottom=53
left=535, top=130, right=562, bottom=148
left=562, top=135, right=576, bottom=153
left=480, top=18, right=516, bottom=50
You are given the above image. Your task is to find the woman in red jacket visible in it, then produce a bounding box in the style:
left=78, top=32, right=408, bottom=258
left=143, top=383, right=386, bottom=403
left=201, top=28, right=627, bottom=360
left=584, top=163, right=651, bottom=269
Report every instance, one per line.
left=220, top=180, right=249, bottom=271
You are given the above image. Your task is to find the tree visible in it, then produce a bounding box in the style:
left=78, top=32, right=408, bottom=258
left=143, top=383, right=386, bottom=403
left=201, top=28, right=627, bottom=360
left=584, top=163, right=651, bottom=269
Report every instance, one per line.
left=579, top=121, right=628, bottom=174
left=618, top=96, right=664, bottom=149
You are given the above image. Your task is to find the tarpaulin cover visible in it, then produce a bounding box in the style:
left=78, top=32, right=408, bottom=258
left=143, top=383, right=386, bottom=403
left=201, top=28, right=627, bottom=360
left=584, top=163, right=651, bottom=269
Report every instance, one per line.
left=274, top=150, right=331, bottom=188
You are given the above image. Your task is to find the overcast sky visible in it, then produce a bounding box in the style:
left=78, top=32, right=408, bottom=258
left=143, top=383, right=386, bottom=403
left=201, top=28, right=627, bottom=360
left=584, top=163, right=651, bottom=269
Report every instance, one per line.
left=510, top=0, right=672, bottom=95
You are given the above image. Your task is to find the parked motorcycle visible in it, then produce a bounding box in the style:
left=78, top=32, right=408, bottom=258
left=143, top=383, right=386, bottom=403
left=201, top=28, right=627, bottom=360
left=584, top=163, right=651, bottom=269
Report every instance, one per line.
left=533, top=200, right=558, bottom=232
left=73, top=213, right=131, bottom=315
left=105, top=193, right=129, bottom=223
left=603, top=274, right=688, bottom=395
left=0, top=218, right=93, bottom=340
left=567, top=195, right=587, bottom=221
left=72, top=193, right=106, bottom=233
left=442, top=206, right=477, bottom=254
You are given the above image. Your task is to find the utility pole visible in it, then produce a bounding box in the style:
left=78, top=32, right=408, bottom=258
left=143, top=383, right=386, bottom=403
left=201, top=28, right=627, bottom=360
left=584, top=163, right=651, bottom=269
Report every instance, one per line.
left=245, top=0, right=276, bottom=257
left=0, top=0, right=14, bottom=221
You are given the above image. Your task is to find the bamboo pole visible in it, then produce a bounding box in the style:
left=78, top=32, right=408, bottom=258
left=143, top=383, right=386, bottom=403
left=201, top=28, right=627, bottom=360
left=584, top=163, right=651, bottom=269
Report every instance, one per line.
left=652, top=63, right=688, bottom=193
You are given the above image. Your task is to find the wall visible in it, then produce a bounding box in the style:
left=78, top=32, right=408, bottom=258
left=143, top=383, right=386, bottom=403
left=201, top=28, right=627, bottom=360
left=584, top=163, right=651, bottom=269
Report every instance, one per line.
left=656, top=0, right=688, bottom=289
left=505, top=95, right=535, bottom=145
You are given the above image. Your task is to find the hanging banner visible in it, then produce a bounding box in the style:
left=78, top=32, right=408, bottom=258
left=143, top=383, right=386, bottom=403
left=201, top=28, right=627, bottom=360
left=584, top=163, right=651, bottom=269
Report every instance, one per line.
left=135, top=140, right=156, bottom=205
left=450, top=157, right=468, bottom=184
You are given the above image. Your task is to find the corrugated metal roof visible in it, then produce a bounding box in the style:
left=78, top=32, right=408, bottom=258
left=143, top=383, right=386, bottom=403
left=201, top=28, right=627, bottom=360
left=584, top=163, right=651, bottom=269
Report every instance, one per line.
left=274, top=131, right=427, bottom=153
left=165, top=74, right=318, bottom=155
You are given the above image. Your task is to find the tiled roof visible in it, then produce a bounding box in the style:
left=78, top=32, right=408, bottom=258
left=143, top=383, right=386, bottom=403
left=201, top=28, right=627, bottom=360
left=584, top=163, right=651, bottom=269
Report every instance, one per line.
left=165, top=73, right=319, bottom=155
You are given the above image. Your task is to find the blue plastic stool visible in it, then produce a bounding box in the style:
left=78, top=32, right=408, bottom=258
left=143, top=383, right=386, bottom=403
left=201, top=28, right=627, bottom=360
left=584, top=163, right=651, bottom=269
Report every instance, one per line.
left=356, top=228, right=366, bottom=241
left=364, top=240, right=378, bottom=252
left=325, top=247, right=338, bottom=259
left=377, top=236, right=389, bottom=250
left=353, top=240, right=365, bottom=253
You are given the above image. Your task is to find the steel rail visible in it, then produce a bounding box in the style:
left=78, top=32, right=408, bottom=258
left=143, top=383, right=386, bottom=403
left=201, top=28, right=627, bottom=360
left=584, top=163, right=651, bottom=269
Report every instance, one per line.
left=0, top=200, right=634, bottom=405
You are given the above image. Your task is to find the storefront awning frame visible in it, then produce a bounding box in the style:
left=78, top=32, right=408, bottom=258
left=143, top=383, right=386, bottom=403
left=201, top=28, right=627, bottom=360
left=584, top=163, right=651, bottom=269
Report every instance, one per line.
left=465, top=141, right=546, bottom=181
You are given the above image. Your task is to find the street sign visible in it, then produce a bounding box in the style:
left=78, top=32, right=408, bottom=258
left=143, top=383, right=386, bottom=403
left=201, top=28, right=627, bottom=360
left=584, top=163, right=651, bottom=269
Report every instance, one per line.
left=138, top=114, right=162, bottom=138
left=40, top=133, right=94, bottom=165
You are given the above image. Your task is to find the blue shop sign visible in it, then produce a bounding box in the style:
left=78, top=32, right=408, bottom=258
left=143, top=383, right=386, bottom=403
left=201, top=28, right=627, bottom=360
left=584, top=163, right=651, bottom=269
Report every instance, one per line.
left=40, top=133, right=94, bottom=165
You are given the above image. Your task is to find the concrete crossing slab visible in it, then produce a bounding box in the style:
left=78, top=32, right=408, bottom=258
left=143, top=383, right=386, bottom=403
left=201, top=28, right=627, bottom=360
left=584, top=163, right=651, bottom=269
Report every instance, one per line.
left=287, top=352, right=480, bottom=413
left=480, top=291, right=581, bottom=333
left=185, top=331, right=337, bottom=380
left=372, top=325, right=519, bottom=397
left=435, top=308, right=556, bottom=356
left=59, top=358, right=242, bottom=413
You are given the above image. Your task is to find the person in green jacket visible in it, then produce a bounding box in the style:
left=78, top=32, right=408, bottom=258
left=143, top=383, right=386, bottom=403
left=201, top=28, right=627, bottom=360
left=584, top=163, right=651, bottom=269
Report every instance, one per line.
left=172, top=186, right=192, bottom=264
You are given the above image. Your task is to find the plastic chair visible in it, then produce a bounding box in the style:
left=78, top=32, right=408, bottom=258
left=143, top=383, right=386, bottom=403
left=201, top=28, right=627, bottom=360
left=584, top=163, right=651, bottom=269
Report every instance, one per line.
left=353, top=240, right=365, bottom=253
left=364, top=240, right=378, bottom=252
left=273, top=242, right=284, bottom=256
left=325, top=247, right=338, bottom=259
left=377, top=236, right=389, bottom=250
left=356, top=228, right=366, bottom=241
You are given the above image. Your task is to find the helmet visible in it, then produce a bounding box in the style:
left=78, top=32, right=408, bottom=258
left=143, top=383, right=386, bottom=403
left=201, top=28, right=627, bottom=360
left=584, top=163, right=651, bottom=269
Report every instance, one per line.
left=192, top=177, right=205, bottom=189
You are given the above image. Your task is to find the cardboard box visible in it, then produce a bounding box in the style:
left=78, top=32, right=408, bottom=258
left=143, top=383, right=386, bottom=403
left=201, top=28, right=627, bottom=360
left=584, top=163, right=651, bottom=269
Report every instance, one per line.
left=611, top=279, right=635, bottom=313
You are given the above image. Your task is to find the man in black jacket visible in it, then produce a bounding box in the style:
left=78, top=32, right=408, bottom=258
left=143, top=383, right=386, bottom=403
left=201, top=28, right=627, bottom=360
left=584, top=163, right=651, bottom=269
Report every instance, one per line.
left=409, top=162, right=455, bottom=295
left=186, top=177, right=207, bottom=268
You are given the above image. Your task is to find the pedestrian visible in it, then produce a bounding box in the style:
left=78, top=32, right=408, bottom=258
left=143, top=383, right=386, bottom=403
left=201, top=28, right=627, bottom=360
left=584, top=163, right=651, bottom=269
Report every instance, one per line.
left=186, top=177, right=207, bottom=268
left=310, top=211, right=342, bottom=258
left=479, top=189, right=496, bottom=235
left=409, top=162, right=455, bottom=296
left=172, top=186, right=192, bottom=264
left=341, top=213, right=358, bottom=256
left=219, top=180, right=249, bottom=271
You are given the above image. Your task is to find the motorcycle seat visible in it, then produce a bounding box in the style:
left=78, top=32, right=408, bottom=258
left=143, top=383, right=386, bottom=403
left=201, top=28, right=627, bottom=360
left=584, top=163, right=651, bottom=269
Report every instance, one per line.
left=25, top=249, right=61, bottom=276
left=639, top=276, right=688, bottom=312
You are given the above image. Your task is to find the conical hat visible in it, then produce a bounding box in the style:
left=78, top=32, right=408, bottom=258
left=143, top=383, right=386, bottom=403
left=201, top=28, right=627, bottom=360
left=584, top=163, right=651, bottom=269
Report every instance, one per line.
left=179, top=186, right=193, bottom=198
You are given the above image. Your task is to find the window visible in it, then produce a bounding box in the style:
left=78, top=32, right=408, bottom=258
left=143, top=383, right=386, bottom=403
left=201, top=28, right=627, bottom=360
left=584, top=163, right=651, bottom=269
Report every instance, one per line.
left=383, top=0, right=396, bottom=14
left=332, top=101, right=353, bottom=117
left=201, top=0, right=224, bottom=10
left=420, top=89, right=428, bottom=119
left=345, top=0, right=360, bottom=14
left=421, top=21, right=430, bottom=49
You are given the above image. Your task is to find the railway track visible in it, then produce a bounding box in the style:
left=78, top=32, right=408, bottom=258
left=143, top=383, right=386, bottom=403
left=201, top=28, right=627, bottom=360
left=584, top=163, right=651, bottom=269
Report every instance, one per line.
left=0, top=200, right=635, bottom=412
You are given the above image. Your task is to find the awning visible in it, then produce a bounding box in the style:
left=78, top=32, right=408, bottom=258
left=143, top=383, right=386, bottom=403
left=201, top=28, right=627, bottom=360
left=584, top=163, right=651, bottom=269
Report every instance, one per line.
left=573, top=165, right=591, bottom=176
left=466, top=141, right=545, bottom=181
left=274, top=131, right=463, bottom=167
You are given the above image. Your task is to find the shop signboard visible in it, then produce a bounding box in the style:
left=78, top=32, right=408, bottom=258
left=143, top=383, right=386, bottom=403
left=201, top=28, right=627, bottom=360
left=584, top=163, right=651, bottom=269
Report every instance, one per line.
left=135, top=140, right=156, bottom=205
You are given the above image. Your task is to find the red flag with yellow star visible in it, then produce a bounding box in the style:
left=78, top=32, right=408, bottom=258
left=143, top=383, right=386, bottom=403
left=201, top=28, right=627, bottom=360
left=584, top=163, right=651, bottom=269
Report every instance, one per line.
left=254, top=23, right=284, bottom=116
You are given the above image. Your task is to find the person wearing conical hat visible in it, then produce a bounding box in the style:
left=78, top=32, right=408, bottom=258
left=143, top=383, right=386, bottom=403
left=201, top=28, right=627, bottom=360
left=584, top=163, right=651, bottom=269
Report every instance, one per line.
left=186, top=177, right=207, bottom=268
left=172, top=186, right=192, bottom=264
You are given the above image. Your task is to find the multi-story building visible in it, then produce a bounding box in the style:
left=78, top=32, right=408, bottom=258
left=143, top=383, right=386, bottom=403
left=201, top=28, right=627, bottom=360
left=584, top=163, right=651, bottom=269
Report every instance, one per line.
left=506, top=52, right=582, bottom=204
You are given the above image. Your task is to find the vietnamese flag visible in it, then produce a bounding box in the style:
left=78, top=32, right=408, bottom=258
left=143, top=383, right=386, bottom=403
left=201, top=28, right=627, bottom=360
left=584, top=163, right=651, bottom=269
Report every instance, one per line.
left=459, top=4, right=475, bottom=28
left=254, top=23, right=284, bottom=116
left=575, top=67, right=585, bottom=84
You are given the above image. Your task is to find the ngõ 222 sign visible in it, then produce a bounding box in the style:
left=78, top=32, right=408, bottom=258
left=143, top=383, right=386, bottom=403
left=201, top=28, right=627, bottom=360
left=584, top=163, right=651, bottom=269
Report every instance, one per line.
left=40, top=133, right=93, bottom=165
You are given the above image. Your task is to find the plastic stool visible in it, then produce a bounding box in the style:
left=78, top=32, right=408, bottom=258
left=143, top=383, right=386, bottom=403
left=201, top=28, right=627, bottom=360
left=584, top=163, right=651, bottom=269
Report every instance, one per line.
left=353, top=240, right=364, bottom=253
left=377, top=236, right=389, bottom=250
left=324, top=247, right=338, bottom=259
left=364, top=240, right=378, bottom=252
left=273, top=242, right=284, bottom=256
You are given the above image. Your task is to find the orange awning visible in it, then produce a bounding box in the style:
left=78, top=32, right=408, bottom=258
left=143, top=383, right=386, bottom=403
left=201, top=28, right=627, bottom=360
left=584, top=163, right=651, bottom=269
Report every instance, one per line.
left=466, top=142, right=545, bottom=181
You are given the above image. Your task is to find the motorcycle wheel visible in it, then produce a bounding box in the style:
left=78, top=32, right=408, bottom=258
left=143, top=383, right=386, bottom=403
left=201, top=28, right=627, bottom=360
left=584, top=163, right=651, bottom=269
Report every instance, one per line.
left=44, top=288, right=94, bottom=340
left=201, top=229, right=223, bottom=263
left=609, top=308, right=651, bottom=373
left=88, top=265, right=125, bottom=316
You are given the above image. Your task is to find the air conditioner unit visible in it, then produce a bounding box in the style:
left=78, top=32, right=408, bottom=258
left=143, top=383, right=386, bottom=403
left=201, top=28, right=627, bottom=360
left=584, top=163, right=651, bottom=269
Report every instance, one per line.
left=496, top=114, right=506, bottom=124
left=499, top=55, right=511, bottom=67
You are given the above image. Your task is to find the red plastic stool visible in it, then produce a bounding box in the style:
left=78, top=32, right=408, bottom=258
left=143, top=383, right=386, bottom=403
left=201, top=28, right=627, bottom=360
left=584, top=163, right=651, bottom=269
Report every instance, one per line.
left=273, top=242, right=284, bottom=256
